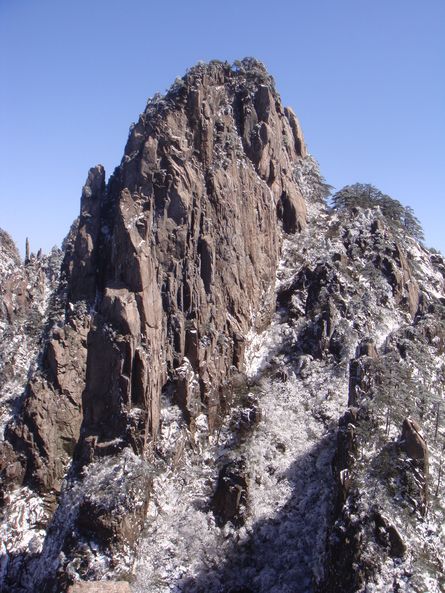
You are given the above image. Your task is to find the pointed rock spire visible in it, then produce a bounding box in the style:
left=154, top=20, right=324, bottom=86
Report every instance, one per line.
left=25, top=237, right=30, bottom=264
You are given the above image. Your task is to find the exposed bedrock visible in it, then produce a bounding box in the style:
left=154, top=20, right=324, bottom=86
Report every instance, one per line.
left=1, top=59, right=444, bottom=593
left=0, top=59, right=308, bottom=587
left=3, top=60, right=306, bottom=493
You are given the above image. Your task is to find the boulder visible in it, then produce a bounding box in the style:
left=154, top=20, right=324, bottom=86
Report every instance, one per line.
left=374, top=511, right=406, bottom=558
left=358, top=338, right=379, bottom=359
left=400, top=417, right=429, bottom=472
left=213, top=459, right=248, bottom=526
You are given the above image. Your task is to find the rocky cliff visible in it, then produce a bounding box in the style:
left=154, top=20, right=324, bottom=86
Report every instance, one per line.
left=0, top=230, right=62, bottom=468
left=0, top=59, right=444, bottom=593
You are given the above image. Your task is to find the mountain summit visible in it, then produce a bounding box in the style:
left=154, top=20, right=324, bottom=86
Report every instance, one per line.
left=0, top=59, right=444, bottom=593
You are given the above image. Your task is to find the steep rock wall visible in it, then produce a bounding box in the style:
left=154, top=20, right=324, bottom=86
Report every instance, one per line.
left=0, top=61, right=308, bottom=583
left=73, top=59, right=307, bottom=459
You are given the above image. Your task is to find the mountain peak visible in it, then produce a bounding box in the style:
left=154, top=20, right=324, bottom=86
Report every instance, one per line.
left=0, top=60, right=444, bottom=593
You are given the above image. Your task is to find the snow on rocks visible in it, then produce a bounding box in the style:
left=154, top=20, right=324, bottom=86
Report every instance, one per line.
left=133, top=348, right=346, bottom=593
left=0, top=243, right=62, bottom=435
left=132, top=170, right=445, bottom=592
left=0, top=237, right=63, bottom=591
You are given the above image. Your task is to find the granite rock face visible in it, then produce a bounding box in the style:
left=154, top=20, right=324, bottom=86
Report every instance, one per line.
left=0, top=59, right=308, bottom=591
left=0, top=231, right=63, bottom=490
left=0, top=60, right=306, bottom=497
left=318, top=213, right=445, bottom=593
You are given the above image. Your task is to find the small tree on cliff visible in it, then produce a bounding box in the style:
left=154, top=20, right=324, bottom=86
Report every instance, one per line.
left=331, top=183, right=425, bottom=243
left=403, top=206, right=425, bottom=243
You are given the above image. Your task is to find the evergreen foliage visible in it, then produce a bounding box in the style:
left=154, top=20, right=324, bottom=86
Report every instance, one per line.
left=331, top=183, right=425, bottom=242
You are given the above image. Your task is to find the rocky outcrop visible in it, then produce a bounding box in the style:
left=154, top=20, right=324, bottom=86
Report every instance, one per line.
left=399, top=417, right=429, bottom=513
left=0, top=230, right=57, bottom=328
left=4, top=59, right=306, bottom=491
left=374, top=511, right=406, bottom=558
left=373, top=243, right=420, bottom=319
left=64, top=165, right=105, bottom=303
left=0, top=59, right=308, bottom=590
left=212, top=458, right=248, bottom=526
left=400, top=417, right=429, bottom=470
left=0, top=231, right=63, bottom=490
left=5, top=315, right=90, bottom=492
left=0, top=230, right=26, bottom=325
left=72, top=58, right=307, bottom=460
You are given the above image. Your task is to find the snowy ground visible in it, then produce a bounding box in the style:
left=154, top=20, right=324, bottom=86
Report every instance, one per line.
left=132, top=171, right=444, bottom=592
left=2, top=158, right=444, bottom=592
left=132, top=330, right=348, bottom=593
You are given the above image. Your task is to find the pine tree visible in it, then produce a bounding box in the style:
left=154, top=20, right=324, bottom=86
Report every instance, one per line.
left=403, top=206, right=425, bottom=243
left=331, top=183, right=425, bottom=243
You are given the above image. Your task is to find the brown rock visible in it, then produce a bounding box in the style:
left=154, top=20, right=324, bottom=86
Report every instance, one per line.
left=374, top=511, right=406, bottom=558
left=7, top=317, right=89, bottom=492
left=0, top=441, right=26, bottom=495
left=0, top=230, right=64, bottom=497
left=284, top=106, right=307, bottom=158
left=213, top=459, right=248, bottom=526
left=334, top=408, right=359, bottom=503
left=358, top=338, right=379, bottom=359
left=400, top=417, right=428, bottom=469
left=64, top=165, right=105, bottom=303
left=1, top=59, right=309, bottom=581
left=374, top=243, right=420, bottom=319
left=399, top=417, right=429, bottom=513
left=396, top=244, right=420, bottom=318
left=72, top=58, right=307, bottom=453
left=25, top=237, right=30, bottom=263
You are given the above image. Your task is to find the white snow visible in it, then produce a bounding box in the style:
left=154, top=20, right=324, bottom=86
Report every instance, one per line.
left=132, top=345, right=347, bottom=593
left=0, top=250, right=62, bottom=435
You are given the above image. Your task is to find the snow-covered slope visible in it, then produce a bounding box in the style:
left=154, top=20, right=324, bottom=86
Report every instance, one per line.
left=0, top=232, right=62, bottom=432
left=130, top=158, right=445, bottom=592
left=0, top=231, right=63, bottom=589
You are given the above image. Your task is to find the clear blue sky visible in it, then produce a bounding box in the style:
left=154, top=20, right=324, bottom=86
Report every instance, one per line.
left=1, top=0, right=444, bottom=255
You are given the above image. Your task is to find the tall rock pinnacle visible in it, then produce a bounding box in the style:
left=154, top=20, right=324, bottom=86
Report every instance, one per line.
left=0, top=59, right=309, bottom=589
left=60, top=58, right=308, bottom=463
left=25, top=237, right=30, bottom=264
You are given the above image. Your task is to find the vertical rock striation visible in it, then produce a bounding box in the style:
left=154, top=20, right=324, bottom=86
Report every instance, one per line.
left=70, top=59, right=307, bottom=462
left=0, top=59, right=308, bottom=589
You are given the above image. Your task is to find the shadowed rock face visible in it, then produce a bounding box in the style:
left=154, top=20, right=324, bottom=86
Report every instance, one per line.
left=212, top=459, right=249, bottom=526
